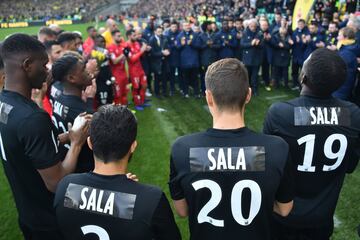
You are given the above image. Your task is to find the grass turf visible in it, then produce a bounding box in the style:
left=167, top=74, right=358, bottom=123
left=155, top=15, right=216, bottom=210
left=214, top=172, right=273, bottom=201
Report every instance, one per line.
left=0, top=23, right=359, bottom=240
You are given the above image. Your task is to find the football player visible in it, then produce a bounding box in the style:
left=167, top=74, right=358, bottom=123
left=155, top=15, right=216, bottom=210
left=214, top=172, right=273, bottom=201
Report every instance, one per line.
left=263, top=48, right=360, bottom=239
left=0, top=33, right=90, bottom=239
left=55, top=105, right=181, bottom=240
left=51, top=55, right=96, bottom=173
left=169, top=58, right=294, bottom=239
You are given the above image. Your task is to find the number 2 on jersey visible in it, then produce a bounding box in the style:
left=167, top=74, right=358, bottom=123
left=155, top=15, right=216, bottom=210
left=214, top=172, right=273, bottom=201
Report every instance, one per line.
left=81, top=225, right=110, bottom=240
left=192, top=179, right=262, bottom=227
left=51, top=115, right=70, bottom=149
left=297, top=134, right=347, bottom=172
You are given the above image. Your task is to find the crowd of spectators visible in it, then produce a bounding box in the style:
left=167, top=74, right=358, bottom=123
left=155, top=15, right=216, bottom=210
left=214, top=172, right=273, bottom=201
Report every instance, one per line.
left=0, top=0, right=111, bottom=23
left=123, top=0, right=360, bottom=102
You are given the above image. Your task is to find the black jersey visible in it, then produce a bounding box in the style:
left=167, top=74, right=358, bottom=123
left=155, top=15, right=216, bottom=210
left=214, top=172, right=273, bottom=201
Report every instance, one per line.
left=93, top=47, right=114, bottom=106
left=52, top=93, right=94, bottom=173
left=0, top=90, right=60, bottom=230
left=49, top=81, right=63, bottom=105
left=54, top=172, right=181, bottom=240
left=169, top=127, right=294, bottom=240
left=263, top=95, right=360, bottom=228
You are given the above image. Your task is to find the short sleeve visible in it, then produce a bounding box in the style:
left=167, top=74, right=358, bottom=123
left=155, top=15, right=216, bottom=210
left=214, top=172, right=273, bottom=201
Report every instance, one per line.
left=54, top=177, right=70, bottom=208
left=275, top=151, right=295, bottom=203
left=168, top=154, right=185, bottom=200
left=18, top=112, right=60, bottom=169
left=263, top=104, right=276, bottom=135
left=151, top=193, right=181, bottom=240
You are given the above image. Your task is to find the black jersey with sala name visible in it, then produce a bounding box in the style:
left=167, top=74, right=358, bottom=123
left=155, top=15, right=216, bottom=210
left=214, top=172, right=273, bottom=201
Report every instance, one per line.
left=169, top=127, right=294, bottom=240
left=52, top=93, right=94, bottom=173
left=54, top=172, right=181, bottom=240
left=0, top=90, right=60, bottom=230
left=263, top=95, right=360, bottom=228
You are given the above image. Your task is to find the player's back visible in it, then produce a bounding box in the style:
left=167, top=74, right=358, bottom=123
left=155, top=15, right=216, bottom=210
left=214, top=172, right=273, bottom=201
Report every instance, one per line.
left=55, top=172, right=181, bottom=240
left=52, top=94, right=94, bottom=173
left=170, top=127, right=293, bottom=240
left=0, top=90, right=59, bottom=229
left=264, top=95, right=360, bottom=227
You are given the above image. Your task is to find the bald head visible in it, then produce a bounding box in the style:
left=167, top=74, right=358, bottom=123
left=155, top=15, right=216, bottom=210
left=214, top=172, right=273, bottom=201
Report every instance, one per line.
left=106, top=19, right=118, bottom=32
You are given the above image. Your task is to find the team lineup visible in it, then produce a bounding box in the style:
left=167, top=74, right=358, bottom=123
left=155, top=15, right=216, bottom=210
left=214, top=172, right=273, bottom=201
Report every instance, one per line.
left=0, top=1, right=359, bottom=239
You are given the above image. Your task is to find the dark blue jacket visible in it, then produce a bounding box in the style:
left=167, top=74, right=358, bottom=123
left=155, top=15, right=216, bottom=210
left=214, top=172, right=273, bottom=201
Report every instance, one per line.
left=356, top=31, right=360, bottom=57
left=214, top=30, right=237, bottom=59
left=198, top=31, right=218, bottom=67
left=241, top=28, right=263, bottom=66
left=149, top=35, right=170, bottom=74
left=176, top=30, right=201, bottom=69
left=304, top=33, right=325, bottom=60
left=333, top=43, right=358, bottom=100
left=271, top=32, right=292, bottom=67
left=231, top=28, right=243, bottom=60
left=143, top=26, right=154, bottom=42
left=292, top=27, right=309, bottom=64
left=260, top=30, right=273, bottom=63
left=325, top=32, right=338, bottom=46
left=303, top=32, right=326, bottom=61
left=166, top=30, right=180, bottom=67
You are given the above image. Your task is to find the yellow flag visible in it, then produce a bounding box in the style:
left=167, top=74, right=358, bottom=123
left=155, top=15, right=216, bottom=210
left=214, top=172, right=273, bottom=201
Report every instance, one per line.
left=292, top=0, right=316, bottom=30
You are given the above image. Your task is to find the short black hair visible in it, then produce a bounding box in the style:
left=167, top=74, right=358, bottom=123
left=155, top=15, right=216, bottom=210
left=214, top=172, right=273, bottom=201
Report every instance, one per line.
left=206, top=58, right=249, bottom=112
left=38, top=26, right=56, bottom=37
left=52, top=55, right=79, bottom=82
left=155, top=25, right=163, bottom=31
left=95, top=34, right=105, bottom=41
left=57, top=32, right=77, bottom=46
left=44, top=40, right=60, bottom=52
left=111, top=29, right=120, bottom=36
left=1, top=33, right=46, bottom=60
left=298, top=19, right=306, bottom=24
left=73, top=32, right=82, bottom=40
left=87, top=26, right=95, bottom=32
left=126, top=29, right=135, bottom=37
left=90, top=105, right=137, bottom=163
left=302, top=48, right=347, bottom=96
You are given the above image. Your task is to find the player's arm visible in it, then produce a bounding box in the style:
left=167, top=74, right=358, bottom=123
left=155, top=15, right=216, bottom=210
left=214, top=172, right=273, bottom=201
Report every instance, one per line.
left=128, top=49, right=145, bottom=63
left=39, top=114, right=91, bottom=192
left=273, top=200, right=293, bottom=217
left=151, top=193, right=182, bottom=240
left=173, top=198, right=188, bottom=217
left=111, top=52, right=125, bottom=65
left=274, top=149, right=295, bottom=217
left=168, top=153, right=188, bottom=217
left=20, top=112, right=91, bottom=193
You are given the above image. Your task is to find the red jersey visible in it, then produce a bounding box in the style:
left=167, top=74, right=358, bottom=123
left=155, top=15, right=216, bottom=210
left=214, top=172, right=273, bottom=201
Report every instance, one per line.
left=127, top=41, right=145, bottom=77
left=107, top=42, right=127, bottom=75
left=82, top=37, right=95, bottom=57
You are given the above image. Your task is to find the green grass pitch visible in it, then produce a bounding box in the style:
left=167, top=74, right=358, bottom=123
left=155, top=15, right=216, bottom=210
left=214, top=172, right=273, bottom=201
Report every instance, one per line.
left=0, top=23, right=359, bottom=240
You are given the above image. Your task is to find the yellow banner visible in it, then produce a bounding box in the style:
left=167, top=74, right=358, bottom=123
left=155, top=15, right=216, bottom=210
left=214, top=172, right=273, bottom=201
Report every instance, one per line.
left=1, top=22, right=29, bottom=28
left=292, top=0, right=316, bottom=30
left=46, top=19, right=73, bottom=26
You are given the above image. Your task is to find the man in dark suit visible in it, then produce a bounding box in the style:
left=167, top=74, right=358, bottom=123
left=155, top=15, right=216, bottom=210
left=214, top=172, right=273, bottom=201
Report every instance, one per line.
left=241, top=19, right=264, bottom=96
left=199, top=21, right=218, bottom=95
left=165, top=21, right=180, bottom=96
left=150, top=26, right=170, bottom=97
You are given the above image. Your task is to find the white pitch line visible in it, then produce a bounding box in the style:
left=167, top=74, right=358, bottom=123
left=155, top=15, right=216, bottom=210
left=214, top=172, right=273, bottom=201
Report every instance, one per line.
left=265, top=95, right=289, bottom=100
